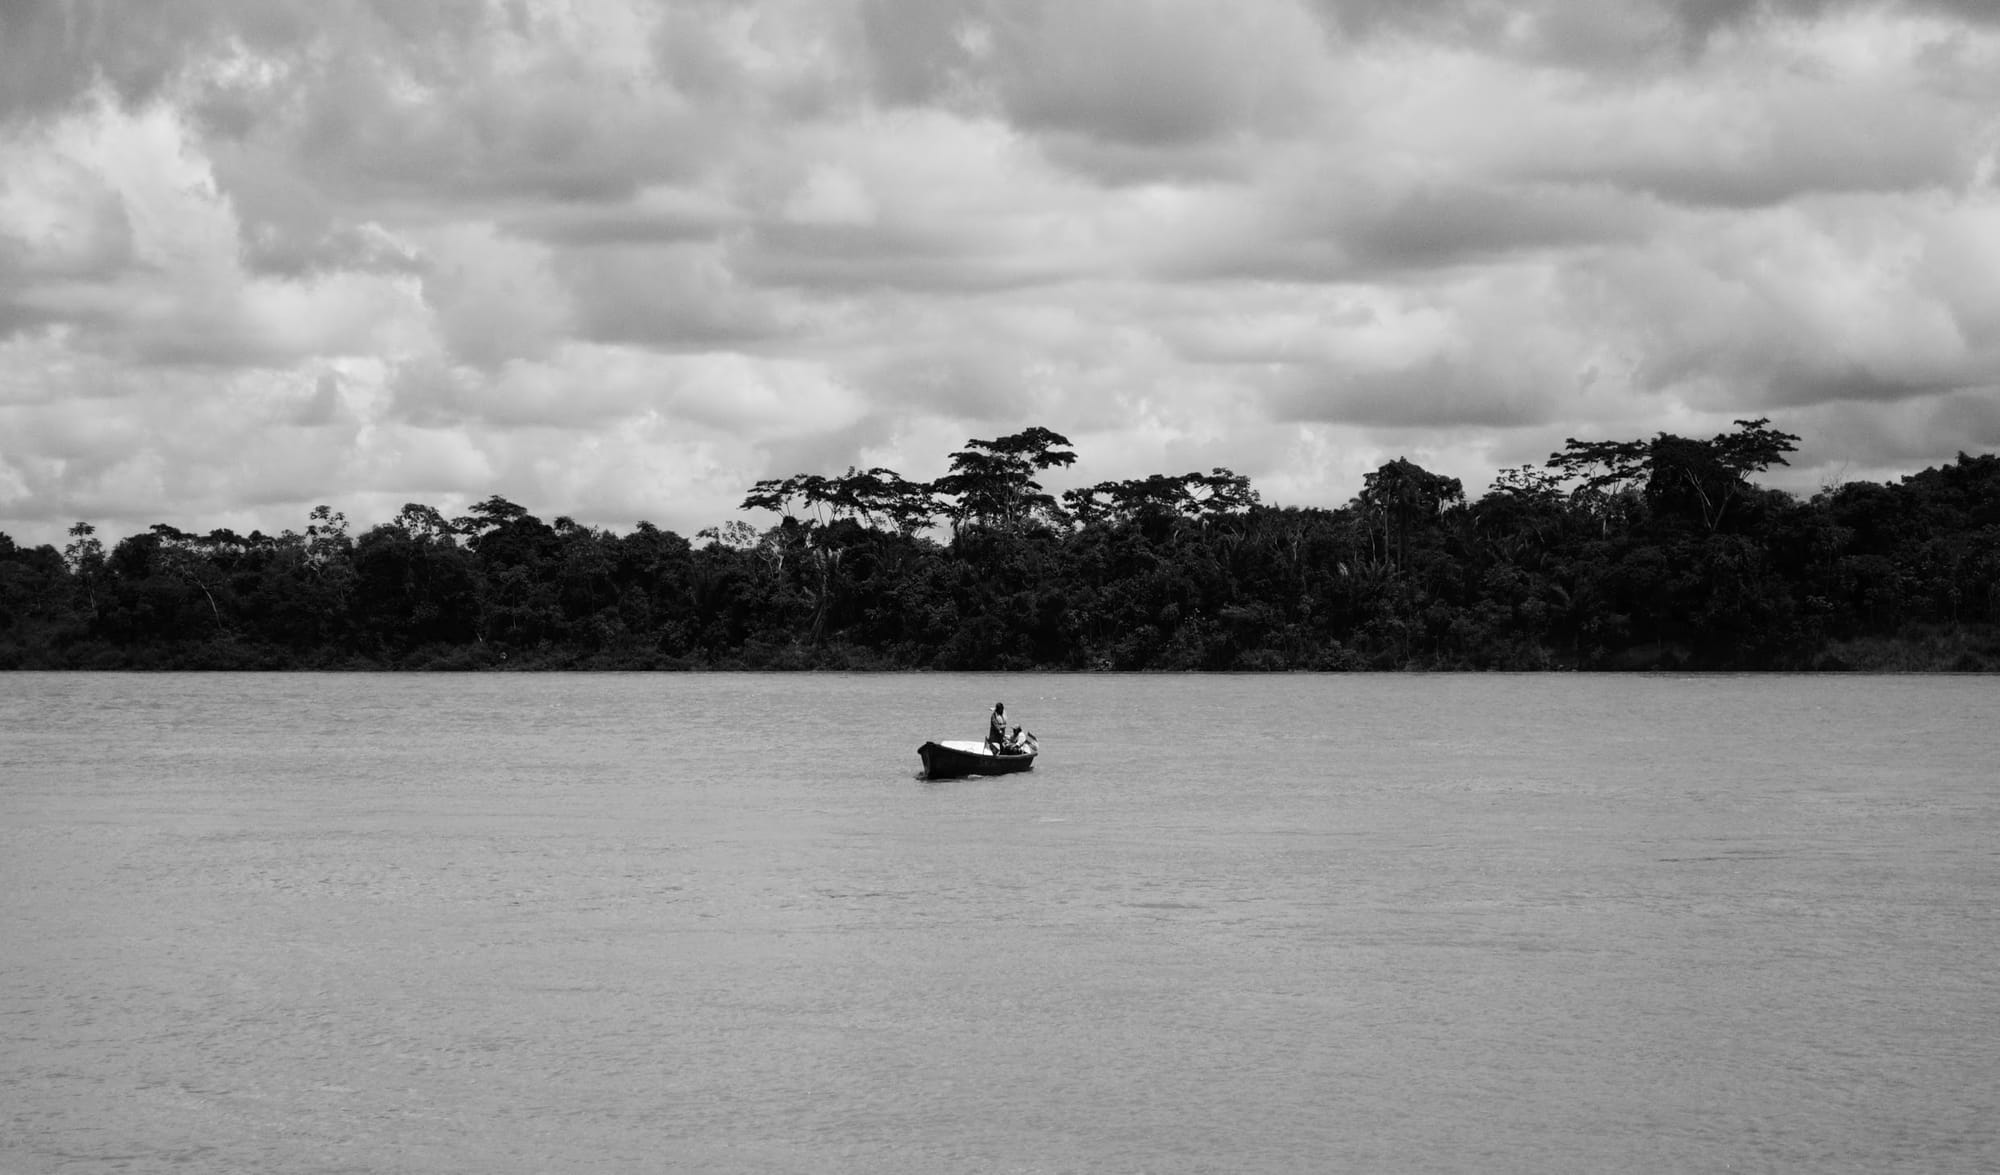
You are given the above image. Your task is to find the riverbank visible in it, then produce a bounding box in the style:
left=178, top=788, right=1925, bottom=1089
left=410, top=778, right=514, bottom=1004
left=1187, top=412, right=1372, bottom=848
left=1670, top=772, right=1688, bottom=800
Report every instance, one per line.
left=8, top=622, right=1998, bottom=672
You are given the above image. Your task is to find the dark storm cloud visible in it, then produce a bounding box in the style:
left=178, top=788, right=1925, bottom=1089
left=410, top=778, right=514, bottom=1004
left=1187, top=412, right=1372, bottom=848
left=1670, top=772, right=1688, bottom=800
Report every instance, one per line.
left=267, top=46, right=714, bottom=207
left=0, top=0, right=492, bottom=121
left=988, top=3, right=1318, bottom=147
left=502, top=202, right=742, bottom=249
left=735, top=220, right=1079, bottom=293
left=1666, top=0, right=2000, bottom=38
left=1269, top=360, right=1562, bottom=429
left=1761, top=360, right=1969, bottom=407
left=560, top=243, right=795, bottom=350
left=1323, top=182, right=1648, bottom=276
left=858, top=0, right=1325, bottom=155
left=207, top=144, right=423, bottom=278
left=1517, top=82, right=1983, bottom=210
left=1306, top=0, right=2000, bottom=66
left=0, top=0, right=240, bottom=117
left=857, top=0, right=982, bottom=106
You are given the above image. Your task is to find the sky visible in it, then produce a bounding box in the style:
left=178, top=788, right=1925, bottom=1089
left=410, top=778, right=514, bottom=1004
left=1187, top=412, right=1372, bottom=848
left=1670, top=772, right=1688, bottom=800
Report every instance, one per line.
left=4, top=0, right=2000, bottom=548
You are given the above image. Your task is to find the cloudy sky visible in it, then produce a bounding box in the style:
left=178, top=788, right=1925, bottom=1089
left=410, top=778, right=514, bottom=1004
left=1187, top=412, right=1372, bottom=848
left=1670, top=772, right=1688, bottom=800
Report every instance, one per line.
left=4, top=0, right=1999, bottom=547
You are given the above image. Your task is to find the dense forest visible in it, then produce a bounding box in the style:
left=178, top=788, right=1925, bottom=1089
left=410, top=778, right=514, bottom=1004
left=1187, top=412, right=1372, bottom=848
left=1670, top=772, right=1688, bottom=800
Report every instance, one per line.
left=3, top=422, right=1999, bottom=671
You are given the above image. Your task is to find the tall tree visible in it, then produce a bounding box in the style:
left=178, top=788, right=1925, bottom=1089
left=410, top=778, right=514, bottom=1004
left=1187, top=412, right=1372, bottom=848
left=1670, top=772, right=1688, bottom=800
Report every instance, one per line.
left=1549, top=418, right=1800, bottom=533
left=932, top=427, right=1078, bottom=534
left=63, top=522, right=106, bottom=620
left=740, top=466, right=939, bottom=534
left=1063, top=468, right=1258, bottom=528
left=1357, top=458, right=1464, bottom=571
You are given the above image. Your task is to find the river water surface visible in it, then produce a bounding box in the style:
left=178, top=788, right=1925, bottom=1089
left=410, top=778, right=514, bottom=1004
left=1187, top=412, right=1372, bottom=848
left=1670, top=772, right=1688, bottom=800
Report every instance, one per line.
left=2, top=672, right=1996, bottom=1173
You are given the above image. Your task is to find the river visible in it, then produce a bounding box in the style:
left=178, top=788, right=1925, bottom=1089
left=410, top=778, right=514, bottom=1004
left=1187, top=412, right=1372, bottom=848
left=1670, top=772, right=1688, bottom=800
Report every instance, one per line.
left=2, top=672, right=1995, bottom=1173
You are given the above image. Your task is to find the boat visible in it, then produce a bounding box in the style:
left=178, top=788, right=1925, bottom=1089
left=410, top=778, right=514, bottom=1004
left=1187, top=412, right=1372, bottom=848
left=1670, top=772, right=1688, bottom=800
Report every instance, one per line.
left=917, top=738, right=1038, bottom=779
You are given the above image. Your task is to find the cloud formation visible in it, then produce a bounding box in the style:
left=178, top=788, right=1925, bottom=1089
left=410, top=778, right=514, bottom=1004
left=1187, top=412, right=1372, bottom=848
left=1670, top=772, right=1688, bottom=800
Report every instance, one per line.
left=3, top=0, right=1999, bottom=546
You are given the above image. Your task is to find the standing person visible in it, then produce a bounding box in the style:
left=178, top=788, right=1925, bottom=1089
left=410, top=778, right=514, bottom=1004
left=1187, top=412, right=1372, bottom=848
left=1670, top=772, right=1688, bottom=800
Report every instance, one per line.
left=987, top=702, right=1007, bottom=752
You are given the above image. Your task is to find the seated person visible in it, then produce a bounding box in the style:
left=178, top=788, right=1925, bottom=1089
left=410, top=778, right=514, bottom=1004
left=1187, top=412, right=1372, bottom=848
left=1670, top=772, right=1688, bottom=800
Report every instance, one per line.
left=1000, top=726, right=1035, bottom=755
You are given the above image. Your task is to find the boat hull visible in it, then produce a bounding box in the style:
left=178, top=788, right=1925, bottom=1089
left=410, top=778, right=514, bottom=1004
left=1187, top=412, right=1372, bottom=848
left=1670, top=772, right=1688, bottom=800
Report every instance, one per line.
left=918, top=739, right=1037, bottom=779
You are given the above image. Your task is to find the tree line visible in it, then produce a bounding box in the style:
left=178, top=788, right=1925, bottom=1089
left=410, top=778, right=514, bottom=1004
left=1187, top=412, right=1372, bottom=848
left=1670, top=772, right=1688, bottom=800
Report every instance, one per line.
left=3, top=421, right=1998, bottom=671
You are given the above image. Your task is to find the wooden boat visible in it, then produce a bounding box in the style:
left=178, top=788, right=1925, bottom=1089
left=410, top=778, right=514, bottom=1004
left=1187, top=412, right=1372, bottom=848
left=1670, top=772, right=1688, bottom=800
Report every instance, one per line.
left=917, top=739, right=1037, bottom=779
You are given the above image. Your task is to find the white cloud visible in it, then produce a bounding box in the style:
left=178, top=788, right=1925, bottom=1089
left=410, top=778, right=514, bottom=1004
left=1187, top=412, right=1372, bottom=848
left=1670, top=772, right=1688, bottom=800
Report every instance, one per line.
left=417, top=222, right=573, bottom=368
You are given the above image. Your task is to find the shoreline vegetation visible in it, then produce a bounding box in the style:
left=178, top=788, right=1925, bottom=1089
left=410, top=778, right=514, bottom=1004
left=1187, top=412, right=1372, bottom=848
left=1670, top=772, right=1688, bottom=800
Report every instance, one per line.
left=5, top=424, right=1999, bottom=673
